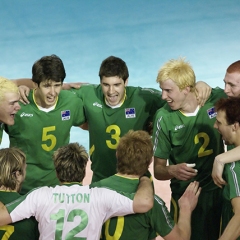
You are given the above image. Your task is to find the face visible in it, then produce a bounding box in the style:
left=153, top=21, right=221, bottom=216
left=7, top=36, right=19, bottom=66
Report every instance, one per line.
left=214, top=110, right=233, bottom=145
left=224, top=71, right=240, bottom=98
left=101, top=76, right=128, bottom=106
left=160, top=79, right=187, bottom=110
left=0, top=92, right=21, bottom=125
left=34, top=80, right=62, bottom=108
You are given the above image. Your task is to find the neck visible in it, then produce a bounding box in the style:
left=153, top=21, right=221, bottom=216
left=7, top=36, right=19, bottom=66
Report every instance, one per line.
left=180, top=92, right=199, bottom=113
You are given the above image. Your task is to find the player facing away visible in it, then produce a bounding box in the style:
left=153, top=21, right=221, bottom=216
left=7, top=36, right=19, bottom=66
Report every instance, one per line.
left=92, top=130, right=201, bottom=240
left=4, top=55, right=86, bottom=194
left=0, top=147, right=39, bottom=240
left=152, top=58, right=226, bottom=240
left=0, top=142, right=154, bottom=240
left=0, top=76, right=21, bottom=144
left=214, top=98, right=240, bottom=240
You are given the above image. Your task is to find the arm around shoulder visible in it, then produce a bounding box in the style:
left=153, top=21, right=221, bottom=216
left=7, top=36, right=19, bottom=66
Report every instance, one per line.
left=133, top=176, right=154, bottom=213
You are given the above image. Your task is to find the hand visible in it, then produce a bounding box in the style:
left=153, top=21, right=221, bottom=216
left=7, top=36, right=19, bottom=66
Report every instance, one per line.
left=178, top=181, right=201, bottom=212
left=195, top=81, right=212, bottom=106
left=18, top=85, right=30, bottom=104
left=212, top=158, right=227, bottom=188
left=168, top=163, right=198, bottom=180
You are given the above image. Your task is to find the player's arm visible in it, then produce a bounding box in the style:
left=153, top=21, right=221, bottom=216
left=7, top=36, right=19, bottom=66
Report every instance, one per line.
left=0, top=202, right=12, bottom=226
left=164, top=181, right=201, bottom=240
left=12, top=78, right=35, bottom=88
left=154, top=157, right=197, bottom=181
left=212, top=147, right=240, bottom=188
left=132, top=176, right=154, bottom=213
left=219, top=197, right=240, bottom=240
left=195, top=81, right=212, bottom=106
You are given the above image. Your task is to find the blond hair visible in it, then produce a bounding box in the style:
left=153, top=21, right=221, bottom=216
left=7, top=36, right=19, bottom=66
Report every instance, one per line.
left=0, top=76, right=19, bottom=101
left=156, top=58, right=196, bottom=91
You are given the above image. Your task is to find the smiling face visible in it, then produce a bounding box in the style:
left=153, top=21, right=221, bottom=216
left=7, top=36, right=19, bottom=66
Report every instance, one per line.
left=34, top=80, right=62, bottom=108
left=0, top=92, right=21, bottom=125
left=160, top=79, right=188, bottom=110
left=214, top=110, right=233, bottom=145
left=101, top=76, right=128, bottom=106
left=224, top=71, right=240, bottom=98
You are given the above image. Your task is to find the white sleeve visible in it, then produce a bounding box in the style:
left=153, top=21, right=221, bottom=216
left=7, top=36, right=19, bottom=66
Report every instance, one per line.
left=92, top=187, right=134, bottom=220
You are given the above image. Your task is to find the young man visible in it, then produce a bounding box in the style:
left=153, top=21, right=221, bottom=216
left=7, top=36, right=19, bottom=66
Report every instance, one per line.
left=92, top=130, right=201, bottom=240
left=152, top=58, right=226, bottom=239
left=214, top=97, right=240, bottom=240
left=0, top=76, right=21, bottom=144
left=4, top=55, right=86, bottom=194
left=0, top=147, right=39, bottom=239
left=0, top=142, right=154, bottom=240
left=211, top=60, right=240, bottom=187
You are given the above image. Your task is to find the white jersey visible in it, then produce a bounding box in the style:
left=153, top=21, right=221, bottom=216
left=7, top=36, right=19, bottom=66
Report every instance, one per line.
left=6, top=184, right=134, bottom=240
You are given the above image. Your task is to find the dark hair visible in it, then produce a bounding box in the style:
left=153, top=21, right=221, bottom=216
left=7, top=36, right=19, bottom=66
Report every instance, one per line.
left=32, top=54, right=66, bottom=85
left=215, top=97, right=240, bottom=125
left=99, top=56, right=129, bottom=82
left=53, top=142, right=89, bottom=183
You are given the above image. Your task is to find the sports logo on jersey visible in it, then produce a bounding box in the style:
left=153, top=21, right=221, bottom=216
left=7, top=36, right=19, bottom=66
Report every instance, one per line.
left=125, top=108, right=136, bottom=118
left=20, top=112, right=34, bottom=117
left=207, top=107, right=217, bottom=119
left=61, top=110, right=70, bottom=120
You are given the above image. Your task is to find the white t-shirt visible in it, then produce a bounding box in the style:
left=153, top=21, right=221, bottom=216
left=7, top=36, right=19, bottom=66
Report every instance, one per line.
left=6, top=184, right=134, bottom=240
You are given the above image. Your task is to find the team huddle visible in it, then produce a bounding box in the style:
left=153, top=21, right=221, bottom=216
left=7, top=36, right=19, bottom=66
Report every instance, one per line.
left=0, top=55, right=240, bottom=240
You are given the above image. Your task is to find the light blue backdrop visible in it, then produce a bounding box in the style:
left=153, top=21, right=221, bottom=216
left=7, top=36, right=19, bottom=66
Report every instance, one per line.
left=1, top=0, right=240, bottom=150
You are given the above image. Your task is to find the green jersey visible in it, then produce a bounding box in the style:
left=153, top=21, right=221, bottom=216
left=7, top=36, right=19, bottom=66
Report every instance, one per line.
left=153, top=88, right=226, bottom=194
left=91, top=175, right=175, bottom=239
left=0, top=191, right=39, bottom=240
left=4, top=90, right=85, bottom=194
left=73, top=85, right=164, bottom=182
left=221, top=160, right=240, bottom=238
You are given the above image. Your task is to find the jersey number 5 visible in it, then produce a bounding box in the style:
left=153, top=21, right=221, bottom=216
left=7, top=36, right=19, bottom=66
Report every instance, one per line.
left=41, top=126, right=57, bottom=151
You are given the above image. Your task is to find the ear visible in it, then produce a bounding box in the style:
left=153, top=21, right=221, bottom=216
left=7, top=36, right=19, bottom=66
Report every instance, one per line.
left=124, top=78, right=128, bottom=87
left=232, top=122, right=240, bottom=132
left=33, top=82, right=38, bottom=89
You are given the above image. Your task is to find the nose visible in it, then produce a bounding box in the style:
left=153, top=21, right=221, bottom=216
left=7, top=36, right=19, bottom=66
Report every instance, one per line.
left=161, top=91, right=167, bottom=100
left=224, top=84, right=230, bottom=94
left=49, top=86, right=56, bottom=95
left=108, top=85, right=114, bottom=94
left=15, top=102, right=21, bottom=111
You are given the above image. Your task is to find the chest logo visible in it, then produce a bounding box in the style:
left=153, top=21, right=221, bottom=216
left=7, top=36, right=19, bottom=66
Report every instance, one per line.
left=125, top=108, right=136, bottom=118
left=61, top=110, right=70, bottom=120
left=207, top=107, right=217, bottom=119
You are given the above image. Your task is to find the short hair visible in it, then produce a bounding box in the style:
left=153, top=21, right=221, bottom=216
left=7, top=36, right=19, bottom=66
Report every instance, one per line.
left=156, top=58, right=196, bottom=91
left=99, top=56, right=129, bottom=82
left=215, top=97, right=240, bottom=125
left=0, top=76, right=19, bottom=102
left=116, top=130, right=153, bottom=176
left=226, top=60, right=240, bottom=74
left=53, top=143, right=89, bottom=183
left=32, top=54, right=66, bottom=85
left=0, top=147, right=26, bottom=190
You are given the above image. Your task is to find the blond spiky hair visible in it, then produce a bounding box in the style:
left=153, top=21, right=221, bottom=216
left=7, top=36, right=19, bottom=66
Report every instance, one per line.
left=0, top=76, right=19, bottom=101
